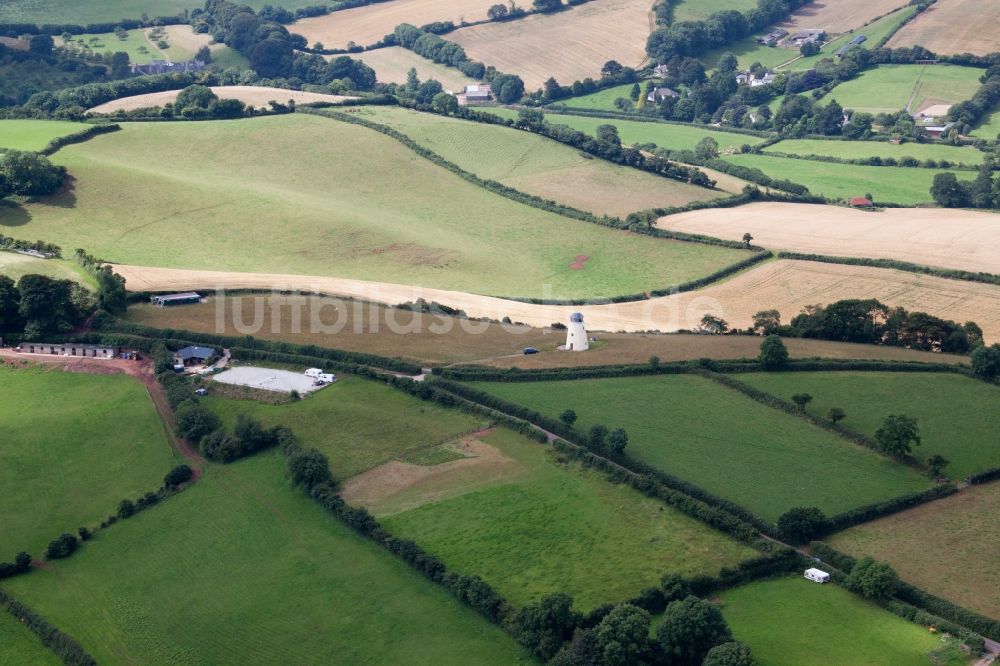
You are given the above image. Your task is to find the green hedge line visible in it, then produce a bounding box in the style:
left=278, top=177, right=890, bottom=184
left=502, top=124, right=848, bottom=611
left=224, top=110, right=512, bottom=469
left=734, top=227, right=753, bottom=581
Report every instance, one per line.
left=822, top=485, right=957, bottom=534
left=811, top=542, right=1000, bottom=642
left=38, top=123, right=120, bottom=156
left=760, top=149, right=980, bottom=171
left=778, top=252, right=1000, bottom=287
left=96, top=319, right=422, bottom=375
left=968, top=468, right=1000, bottom=484
left=0, top=589, right=96, bottom=665
left=536, top=107, right=774, bottom=139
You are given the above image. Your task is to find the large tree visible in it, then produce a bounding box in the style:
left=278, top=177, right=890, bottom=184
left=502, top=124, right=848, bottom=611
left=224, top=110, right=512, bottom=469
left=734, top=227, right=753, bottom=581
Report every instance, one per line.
left=594, top=604, right=651, bottom=666
left=971, top=343, right=1000, bottom=378
left=507, top=593, right=581, bottom=659
left=0, top=275, right=19, bottom=331
left=776, top=507, right=826, bottom=544
left=704, top=641, right=756, bottom=666
left=655, top=595, right=732, bottom=666
left=0, top=150, right=65, bottom=197
left=758, top=334, right=788, bottom=370
left=874, top=414, right=920, bottom=458
left=930, top=172, right=971, bottom=208
left=845, top=556, right=899, bottom=599
left=16, top=274, right=80, bottom=335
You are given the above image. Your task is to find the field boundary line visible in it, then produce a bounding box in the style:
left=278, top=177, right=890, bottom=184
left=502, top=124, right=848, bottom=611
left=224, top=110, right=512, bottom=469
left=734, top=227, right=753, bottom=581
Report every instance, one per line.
left=776, top=251, right=1000, bottom=288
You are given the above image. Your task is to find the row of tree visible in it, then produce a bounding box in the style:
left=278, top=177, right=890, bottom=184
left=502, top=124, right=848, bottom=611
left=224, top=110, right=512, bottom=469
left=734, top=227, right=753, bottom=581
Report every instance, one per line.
left=931, top=159, right=1000, bottom=209
left=0, top=273, right=93, bottom=336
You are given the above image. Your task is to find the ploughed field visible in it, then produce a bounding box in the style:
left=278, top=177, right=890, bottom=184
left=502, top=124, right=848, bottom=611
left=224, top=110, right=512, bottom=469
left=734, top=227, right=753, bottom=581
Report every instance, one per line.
left=0, top=113, right=751, bottom=301
left=359, top=106, right=726, bottom=217
left=739, top=371, right=1000, bottom=480
left=1, top=452, right=528, bottom=664
left=468, top=374, right=932, bottom=522
left=0, top=365, right=179, bottom=557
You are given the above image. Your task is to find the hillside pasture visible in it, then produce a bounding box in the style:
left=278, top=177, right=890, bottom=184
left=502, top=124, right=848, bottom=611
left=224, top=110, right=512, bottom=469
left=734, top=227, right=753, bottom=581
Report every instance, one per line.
left=6, top=114, right=750, bottom=301
left=354, top=47, right=476, bottom=91
left=0, top=119, right=85, bottom=151
left=555, top=82, right=644, bottom=112
left=819, top=64, right=983, bottom=115
left=60, top=29, right=168, bottom=65
left=487, top=107, right=765, bottom=152
left=1, top=452, right=527, bottom=664
left=829, top=481, right=1000, bottom=621
left=656, top=201, right=1000, bottom=275
left=0, top=0, right=332, bottom=25
left=292, top=0, right=499, bottom=50
left=0, top=365, right=178, bottom=558
left=720, top=152, right=969, bottom=204
left=362, top=428, right=755, bottom=610
left=87, top=86, right=354, bottom=113
left=887, top=0, right=1000, bottom=56
left=763, top=138, right=983, bottom=165
left=0, top=253, right=94, bottom=286
left=971, top=103, right=1000, bottom=139
left=359, top=106, right=725, bottom=216
left=122, top=296, right=967, bottom=367
left=206, top=376, right=484, bottom=481
left=720, top=577, right=957, bottom=666
left=449, top=0, right=655, bottom=90
left=472, top=374, right=932, bottom=522
left=0, top=610, right=59, bottom=666
left=113, top=258, right=1000, bottom=341
left=739, top=371, right=1000, bottom=479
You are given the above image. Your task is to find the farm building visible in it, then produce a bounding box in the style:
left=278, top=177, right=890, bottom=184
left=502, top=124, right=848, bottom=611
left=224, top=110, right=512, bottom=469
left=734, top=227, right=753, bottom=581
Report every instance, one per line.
left=804, top=568, right=830, bottom=583
left=150, top=292, right=202, bottom=306
left=174, top=346, right=216, bottom=367
left=17, top=343, right=118, bottom=358
left=463, top=83, right=492, bottom=102
left=849, top=196, right=874, bottom=208
left=756, top=29, right=788, bottom=46
left=563, top=312, right=589, bottom=352
left=129, top=59, right=206, bottom=75
left=836, top=35, right=867, bottom=58
left=653, top=64, right=669, bottom=77
left=647, top=86, right=679, bottom=103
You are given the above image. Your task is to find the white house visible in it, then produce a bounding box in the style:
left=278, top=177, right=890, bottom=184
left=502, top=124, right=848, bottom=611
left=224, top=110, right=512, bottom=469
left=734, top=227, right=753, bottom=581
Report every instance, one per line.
left=564, top=313, right=589, bottom=352
left=750, top=72, right=775, bottom=87
left=804, top=568, right=830, bottom=583
left=646, top=86, right=679, bottom=103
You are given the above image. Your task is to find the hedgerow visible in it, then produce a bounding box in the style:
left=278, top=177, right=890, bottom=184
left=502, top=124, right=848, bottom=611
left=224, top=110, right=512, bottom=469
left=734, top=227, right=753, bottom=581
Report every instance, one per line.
left=0, top=590, right=96, bottom=665
left=777, top=252, right=1000, bottom=287
left=38, top=123, right=120, bottom=155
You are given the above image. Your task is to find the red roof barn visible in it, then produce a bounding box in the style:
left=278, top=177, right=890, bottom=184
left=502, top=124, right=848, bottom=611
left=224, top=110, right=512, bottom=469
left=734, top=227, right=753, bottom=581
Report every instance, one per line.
left=849, top=197, right=873, bottom=208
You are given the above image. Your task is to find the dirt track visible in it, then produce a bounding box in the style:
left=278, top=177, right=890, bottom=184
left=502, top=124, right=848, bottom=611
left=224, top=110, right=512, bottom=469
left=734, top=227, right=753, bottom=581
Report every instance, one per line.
left=657, top=202, right=1000, bottom=275
left=114, top=260, right=1000, bottom=341
left=87, top=86, right=356, bottom=114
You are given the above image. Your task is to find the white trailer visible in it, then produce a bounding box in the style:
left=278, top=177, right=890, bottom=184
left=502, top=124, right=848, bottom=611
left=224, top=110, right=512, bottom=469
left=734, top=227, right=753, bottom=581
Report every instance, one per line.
left=804, top=568, right=830, bottom=583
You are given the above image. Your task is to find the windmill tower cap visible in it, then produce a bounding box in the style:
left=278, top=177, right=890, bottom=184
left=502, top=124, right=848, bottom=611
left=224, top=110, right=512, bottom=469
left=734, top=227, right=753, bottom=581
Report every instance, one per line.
left=570, top=312, right=584, bottom=323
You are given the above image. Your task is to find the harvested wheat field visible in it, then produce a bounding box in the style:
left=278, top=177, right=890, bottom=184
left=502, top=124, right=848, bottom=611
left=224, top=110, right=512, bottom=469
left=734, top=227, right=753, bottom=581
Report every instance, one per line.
left=87, top=86, right=355, bottom=113
left=449, top=0, right=654, bottom=90
left=887, top=0, right=1000, bottom=55
left=354, top=47, right=476, bottom=91
left=113, top=260, right=1000, bottom=340
left=657, top=202, right=1000, bottom=275
left=780, top=0, right=910, bottom=35
left=293, top=0, right=499, bottom=49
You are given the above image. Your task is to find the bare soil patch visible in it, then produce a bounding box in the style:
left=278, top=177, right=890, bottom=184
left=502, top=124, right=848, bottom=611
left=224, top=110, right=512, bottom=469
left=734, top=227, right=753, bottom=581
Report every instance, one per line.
left=449, top=0, right=654, bottom=89
left=657, top=201, right=1000, bottom=275
left=780, top=0, right=909, bottom=34
left=114, top=260, right=1000, bottom=341
left=293, top=0, right=500, bottom=49
left=340, top=433, right=524, bottom=515
left=887, top=0, right=1000, bottom=55
left=87, top=86, right=356, bottom=113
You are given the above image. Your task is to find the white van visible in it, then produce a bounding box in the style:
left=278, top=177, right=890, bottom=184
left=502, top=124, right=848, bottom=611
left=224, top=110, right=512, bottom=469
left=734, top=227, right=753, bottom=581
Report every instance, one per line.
left=804, top=568, right=830, bottom=583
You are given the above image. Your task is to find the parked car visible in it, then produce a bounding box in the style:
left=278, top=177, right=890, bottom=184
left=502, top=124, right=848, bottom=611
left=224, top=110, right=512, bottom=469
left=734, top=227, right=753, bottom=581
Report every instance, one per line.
left=523, top=347, right=539, bottom=355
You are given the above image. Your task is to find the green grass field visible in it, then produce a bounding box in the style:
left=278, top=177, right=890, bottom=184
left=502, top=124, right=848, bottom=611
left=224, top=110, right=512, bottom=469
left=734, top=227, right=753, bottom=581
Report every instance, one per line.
left=763, top=138, right=984, bottom=165
left=971, top=102, right=1000, bottom=139
left=60, top=30, right=165, bottom=64
left=738, top=372, right=1000, bottom=479
left=486, top=107, right=765, bottom=152
left=721, top=152, right=969, bottom=203
left=206, top=375, right=485, bottom=481
left=672, top=0, right=756, bottom=22
left=555, top=82, right=643, bottom=112
left=1, top=452, right=529, bottom=664
left=830, top=480, right=1000, bottom=621
left=358, top=106, right=724, bottom=217
left=471, top=375, right=931, bottom=522
left=0, top=365, right=179, bottom=558
left=720, top=577, right=961, bottom=666
left=376, top=428, right=755, bottom=611
left=0, top=119, right=86, bottom=151
left=0, top=0, right=333, bottom=24
left=0, top=609, right=59, bottom=666
left=0, top=252, right=95, bottom=287
left=783, top=6, right=920, bottom=72
left=818, top=64, right=982, bottom=114
left=2, top=113, right=750, bottom=300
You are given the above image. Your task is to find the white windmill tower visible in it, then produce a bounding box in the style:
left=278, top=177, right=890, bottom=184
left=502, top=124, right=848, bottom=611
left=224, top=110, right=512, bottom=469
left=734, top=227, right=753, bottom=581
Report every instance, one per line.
left=565, top=312, right=589, bottom=351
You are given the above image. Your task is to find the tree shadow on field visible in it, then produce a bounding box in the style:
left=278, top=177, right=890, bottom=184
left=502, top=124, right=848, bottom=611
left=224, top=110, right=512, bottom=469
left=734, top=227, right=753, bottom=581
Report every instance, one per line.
left=42, top=173, right=78, bottom=209
left=0, top=199, right=30, bottom=227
